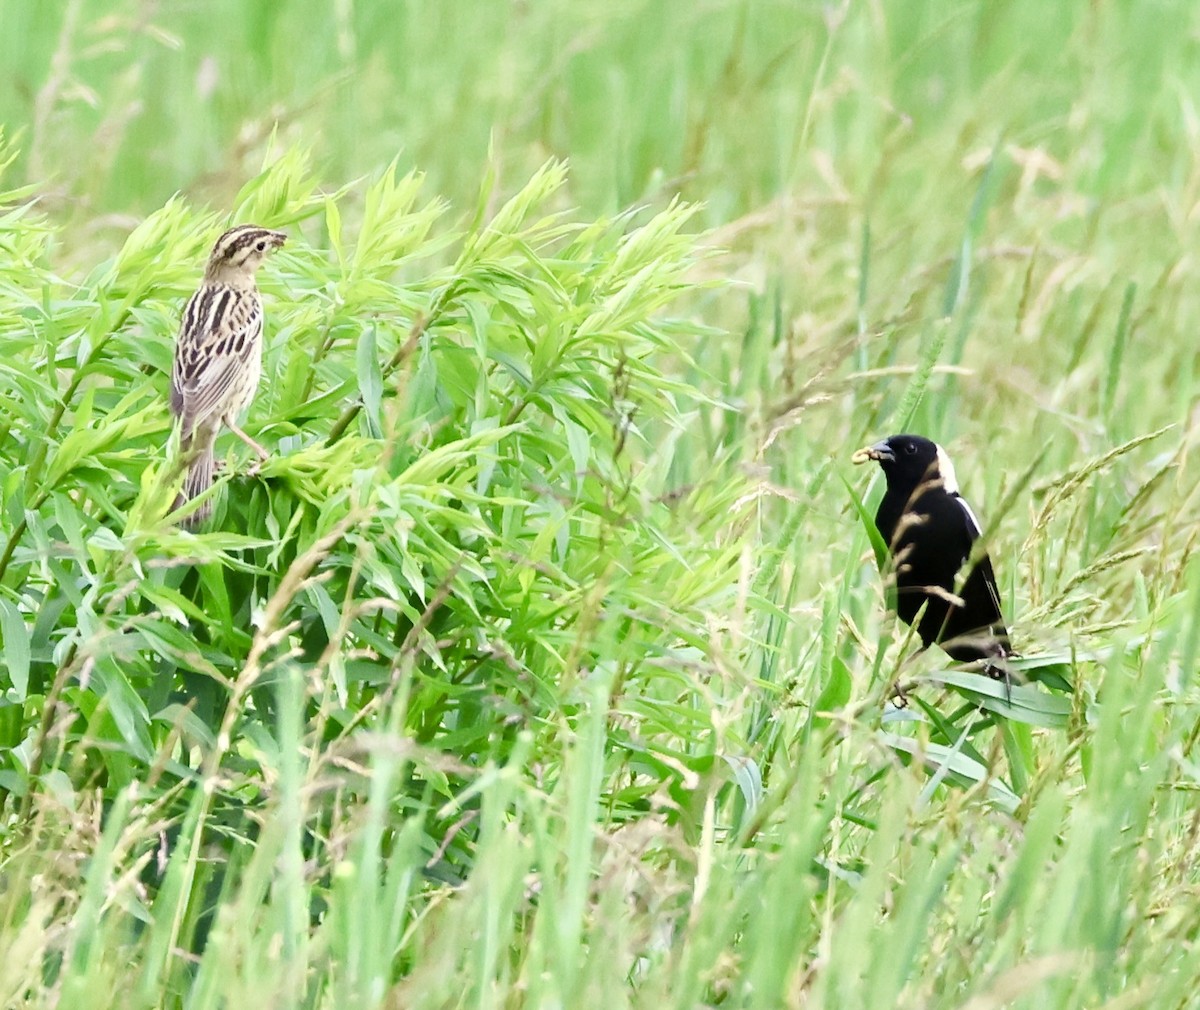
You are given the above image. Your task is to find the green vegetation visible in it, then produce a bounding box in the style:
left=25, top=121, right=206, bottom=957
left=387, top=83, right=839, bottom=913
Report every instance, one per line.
left=2, top=1, right=1200, bottom=1007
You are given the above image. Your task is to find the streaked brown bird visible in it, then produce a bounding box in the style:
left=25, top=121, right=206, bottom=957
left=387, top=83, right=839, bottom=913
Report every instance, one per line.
left=170, top=224, right=286, bottom=525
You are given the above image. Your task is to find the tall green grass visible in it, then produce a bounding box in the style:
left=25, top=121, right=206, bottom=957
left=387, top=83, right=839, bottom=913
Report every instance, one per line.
left=3, top=1, right=1200, bottom=1008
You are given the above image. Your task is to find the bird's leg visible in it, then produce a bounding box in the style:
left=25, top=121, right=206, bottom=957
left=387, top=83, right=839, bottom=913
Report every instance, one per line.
left=992, top=662, right=1013, bottom=707
left=226, top=420, right=270, bottom=473
left=982, top=654, right=1013, bottom=706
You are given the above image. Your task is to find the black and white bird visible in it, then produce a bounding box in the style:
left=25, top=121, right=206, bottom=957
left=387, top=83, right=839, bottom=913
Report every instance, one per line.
left=853, top=433, right=1012, bottom=684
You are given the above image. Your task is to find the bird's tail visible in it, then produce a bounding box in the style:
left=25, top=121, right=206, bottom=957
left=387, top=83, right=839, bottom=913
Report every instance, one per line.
left=173, top=436, right=216, bottom=527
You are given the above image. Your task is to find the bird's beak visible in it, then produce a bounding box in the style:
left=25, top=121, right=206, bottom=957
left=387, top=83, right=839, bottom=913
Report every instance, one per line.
left=851, top=439, right=894, bottom=464
left=265, top=230, right=288, bottom=250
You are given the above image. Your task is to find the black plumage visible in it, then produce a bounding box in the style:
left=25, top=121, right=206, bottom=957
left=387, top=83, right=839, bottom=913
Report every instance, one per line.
left=853, top=434, right=1011, bottom=678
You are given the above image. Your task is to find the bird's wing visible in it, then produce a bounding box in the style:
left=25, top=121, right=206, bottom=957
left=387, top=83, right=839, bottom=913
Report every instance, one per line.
left=954, top=493, right=983, bottom=539
left=953, top=493, right=1006, bottom=627
left=171, top=285, right=262, bottom=433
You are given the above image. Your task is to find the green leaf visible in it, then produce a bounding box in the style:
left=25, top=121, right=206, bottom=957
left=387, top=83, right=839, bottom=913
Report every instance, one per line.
left=881, top=731, right=1019, bottom=812
left=0, top=599, right=30, bottom=700
left=925, top=669, right=1074, bottom=728
left=722, top=754, right=764, bottom=821
left=356, top=324, right=384, bottom=438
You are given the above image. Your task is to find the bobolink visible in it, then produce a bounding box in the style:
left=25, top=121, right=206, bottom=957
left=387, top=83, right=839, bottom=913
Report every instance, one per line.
left=853, top=433, right=1012, bottom=682
left=170, top=224, right=286, bottom=525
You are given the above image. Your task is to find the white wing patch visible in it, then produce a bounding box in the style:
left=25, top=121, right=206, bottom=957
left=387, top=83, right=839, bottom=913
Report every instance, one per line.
left=933, top=445, right=983, bottom=535
left=954, top=494, right=983, bottom=538
left=955, top=492, right=1004, bottom=615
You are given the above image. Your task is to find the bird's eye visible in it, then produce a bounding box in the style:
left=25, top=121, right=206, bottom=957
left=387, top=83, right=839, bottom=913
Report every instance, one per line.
left=903, top=443, right=917, bottom=455
left=256, top=241, right=266, bottom=251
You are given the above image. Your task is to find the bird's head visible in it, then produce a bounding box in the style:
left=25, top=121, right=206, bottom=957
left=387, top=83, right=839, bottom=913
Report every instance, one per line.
left=204, top=224, right=287, bottom=283
left=852, top=433, right=958, bottom=493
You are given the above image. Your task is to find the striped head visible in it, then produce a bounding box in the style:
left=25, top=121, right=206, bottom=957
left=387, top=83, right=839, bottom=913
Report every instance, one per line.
left=203, top=224, right=287, bottom=284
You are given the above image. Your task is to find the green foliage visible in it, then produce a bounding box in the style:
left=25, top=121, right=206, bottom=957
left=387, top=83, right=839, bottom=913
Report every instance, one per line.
left=0, top=148, right=757, bottom=827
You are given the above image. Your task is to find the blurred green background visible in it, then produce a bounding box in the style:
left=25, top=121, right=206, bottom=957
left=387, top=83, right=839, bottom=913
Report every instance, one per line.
left=9, top=0, right=1200, bottom=448
left=6, top=0, right=1193, bottom=221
